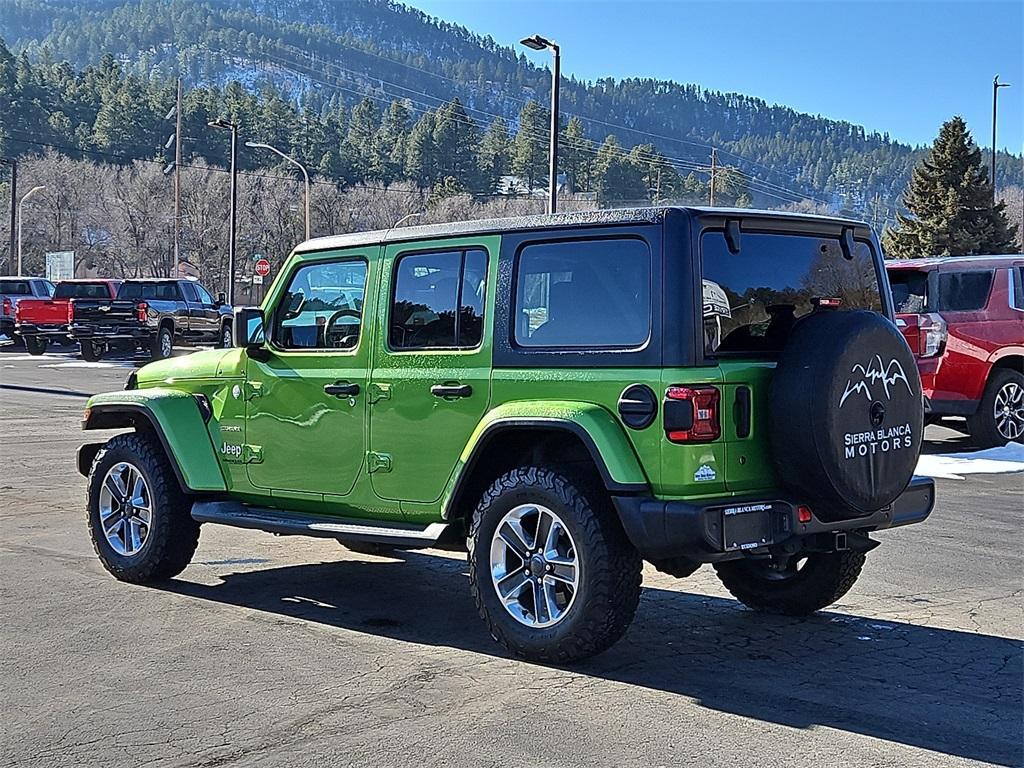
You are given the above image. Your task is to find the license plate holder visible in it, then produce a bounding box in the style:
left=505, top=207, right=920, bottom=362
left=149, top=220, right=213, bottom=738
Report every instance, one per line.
left=721, top=503, right=775, bottom=552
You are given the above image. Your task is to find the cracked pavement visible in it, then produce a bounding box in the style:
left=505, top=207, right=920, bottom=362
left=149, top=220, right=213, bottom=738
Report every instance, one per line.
left=1, top=351, right=1021, bottom=767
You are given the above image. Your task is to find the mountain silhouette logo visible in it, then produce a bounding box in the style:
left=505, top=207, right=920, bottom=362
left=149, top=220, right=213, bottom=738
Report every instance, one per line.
left=839, top=355, right=912, bottom=407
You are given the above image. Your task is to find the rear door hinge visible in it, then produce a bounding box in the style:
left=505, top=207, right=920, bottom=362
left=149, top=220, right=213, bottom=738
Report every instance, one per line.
left=367, top=382, right=391, bottom=404
left=367, top=451, right=392, bottom=473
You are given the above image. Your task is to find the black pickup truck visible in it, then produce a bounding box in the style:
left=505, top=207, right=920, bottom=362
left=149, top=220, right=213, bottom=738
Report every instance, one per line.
left=69, top=279, right=233, bottom=360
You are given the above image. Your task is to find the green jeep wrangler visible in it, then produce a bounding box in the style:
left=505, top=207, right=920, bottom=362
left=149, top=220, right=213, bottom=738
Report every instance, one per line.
left=79, top=207, right=934, bottom=663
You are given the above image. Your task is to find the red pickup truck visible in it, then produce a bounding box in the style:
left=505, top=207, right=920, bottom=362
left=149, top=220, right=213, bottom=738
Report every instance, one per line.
left=887, top=256, right=1024, bottom=446
left=15, top=279, right=121, bottom=355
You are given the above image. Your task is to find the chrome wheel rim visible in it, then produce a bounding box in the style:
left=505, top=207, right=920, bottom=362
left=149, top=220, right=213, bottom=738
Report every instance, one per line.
left=994, top=382, right=1024, bottom=441
left=98, top=462, right=153, bottom=556
left=160, top=332, right=172, bottom=357
left=490, top=504, right=579, bottom=628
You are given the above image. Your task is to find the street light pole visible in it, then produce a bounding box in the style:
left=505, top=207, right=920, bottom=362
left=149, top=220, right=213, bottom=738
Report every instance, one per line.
left=0, top=158, right=15, bottom=276
left=521, top=34, right=560, bottom=214
left=17, top=185, right=45, bottom=276
left=991, top=75, right=1011, bottom=207
left=245, top=141, right=311, bottom=240
left=209, top=120, right=238, bottom=305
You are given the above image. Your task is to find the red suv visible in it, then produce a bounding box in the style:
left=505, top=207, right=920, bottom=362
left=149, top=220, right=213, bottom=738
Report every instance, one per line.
left=886, top=256, right=1024, bottom=446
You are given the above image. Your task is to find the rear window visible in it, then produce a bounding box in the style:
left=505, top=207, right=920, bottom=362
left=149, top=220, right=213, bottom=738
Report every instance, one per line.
left=701, top=231, right=882, bottom=356
left=888, top=269, right=928, bottom=314
left=0, top=280, right=33, bottom=295
left=117, top=282, right=181, bottom=301
left=513, top=237, right=651, bottom=348
left=937, top=271, right=992, bottom=312
left=54, top=283, right=113, bottom=300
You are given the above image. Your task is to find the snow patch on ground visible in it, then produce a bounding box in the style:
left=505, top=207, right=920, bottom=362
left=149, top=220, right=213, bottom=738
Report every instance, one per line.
left=39, top=361, right=134, bottom=369
left=916, top=444, right=1024, bottom=480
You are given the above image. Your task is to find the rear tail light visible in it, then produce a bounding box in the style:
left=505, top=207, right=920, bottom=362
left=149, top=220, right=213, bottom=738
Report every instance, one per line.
left=1, top=298, right=10, bottom=316
left=67, top=299, right=75, bottom=323
left=918, top=312, right=947, bottom=358
left=14, top=300, right=22, bottom=321
left=664, top=385, right=721, bottom=443
left=797, top=505, right=813, bottom=523
left=136, top=302, right=148, bottom=322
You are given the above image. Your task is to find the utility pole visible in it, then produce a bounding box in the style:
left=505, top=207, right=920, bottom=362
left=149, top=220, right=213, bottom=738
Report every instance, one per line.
left=709, top=148, right=718, bottom=206
left=174, top=78, right=183, bottom=276
left=992, top=75, right=1011, bottom=207
left=0, top=158, right=14, bottom=276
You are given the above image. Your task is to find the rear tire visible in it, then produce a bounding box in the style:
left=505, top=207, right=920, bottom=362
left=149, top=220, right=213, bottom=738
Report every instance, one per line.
left=79, top=340, right=104, bottom=361
left=87, top=432, right=200, bottom=583
left=24, top=336, right=47, bottom=355
left=967, top=368, right=1024, bottom=447
left=468, top=466, right=642, bottom=664
left=714, top=550, right=866, bottom=616
left=150, top=326, right=173, bottom=360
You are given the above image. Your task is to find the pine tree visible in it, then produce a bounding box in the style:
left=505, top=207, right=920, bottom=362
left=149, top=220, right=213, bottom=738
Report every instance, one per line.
left=344, top=97, right=382, bottom=183
left=593, top=135, right=647, bottom=208
left=432, top=98, right=480, bottom=192
left=560, top=116, right=593, bottom=193
left=883, top=116, right=1017, bottom=258
left=405, top=109, right=438, bottom=188
left=511, top=100, right=548, bottom=193
left=374, top=100, right=411, bottom=184
left=478, top=116, right=511, bottom=193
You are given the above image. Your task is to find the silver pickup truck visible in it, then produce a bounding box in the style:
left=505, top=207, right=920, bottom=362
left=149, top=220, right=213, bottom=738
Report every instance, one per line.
left=0, top=277, right=55, bottom=345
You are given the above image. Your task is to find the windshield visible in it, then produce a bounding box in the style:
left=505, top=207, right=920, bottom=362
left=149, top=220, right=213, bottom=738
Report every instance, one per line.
left=888, top=269, right=928, bottom=314
left=701, top=231, right=883, bottom=356
left=54, top=282, right=113, bottom=299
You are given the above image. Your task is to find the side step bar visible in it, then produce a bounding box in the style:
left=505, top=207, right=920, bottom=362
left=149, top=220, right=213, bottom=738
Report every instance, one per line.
left=191, top=501, right=450, bottom=549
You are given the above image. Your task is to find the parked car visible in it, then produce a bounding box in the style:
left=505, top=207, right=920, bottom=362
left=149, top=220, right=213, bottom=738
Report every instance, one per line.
left=69, top=278, right=233, bottom=361
left=15, top=279, right=122, bottom=355
left=887, top=256, right=1024, bottom=446
left=0, top=277, right=54, bottom=343
left=78, top=208, right=933, bottom=663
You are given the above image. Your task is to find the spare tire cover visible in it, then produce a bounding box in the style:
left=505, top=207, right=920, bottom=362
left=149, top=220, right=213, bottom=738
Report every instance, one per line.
left=769, top=310, right=923, bottom=519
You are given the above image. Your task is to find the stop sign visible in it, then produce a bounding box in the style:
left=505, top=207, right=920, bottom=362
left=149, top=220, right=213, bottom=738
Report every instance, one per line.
left=254, top=258, right=271, bottom=277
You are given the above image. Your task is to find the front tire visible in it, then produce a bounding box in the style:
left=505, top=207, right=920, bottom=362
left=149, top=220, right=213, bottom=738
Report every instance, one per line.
left=468, top=467, right=642, bottom=664
left=967, top=368, right=1024, bottom=447
left=219, top=322, right=233, bottom=349
left=24, top=336, right=47, bottom=355
left=87, top=432, right=200, bottom=583
left=714, top=550, right=866, bottom=616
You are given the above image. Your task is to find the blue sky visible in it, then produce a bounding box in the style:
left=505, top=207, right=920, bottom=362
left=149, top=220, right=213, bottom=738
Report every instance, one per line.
left=410, top=0, right=1023, bottom=152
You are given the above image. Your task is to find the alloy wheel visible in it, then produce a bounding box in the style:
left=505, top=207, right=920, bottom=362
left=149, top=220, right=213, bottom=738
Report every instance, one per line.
left=490, top=503, right=579, bottom=628
left=98, top=462, right=153, bottom=556
left=994, top=381, right=1024, bottom=441
left=160, top=332, right=172, bottom=357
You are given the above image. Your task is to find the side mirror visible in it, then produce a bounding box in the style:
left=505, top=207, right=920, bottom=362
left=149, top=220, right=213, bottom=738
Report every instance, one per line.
left=216, top=291, right=227, bottom=306
left=234, top=306, right=265, bottom=349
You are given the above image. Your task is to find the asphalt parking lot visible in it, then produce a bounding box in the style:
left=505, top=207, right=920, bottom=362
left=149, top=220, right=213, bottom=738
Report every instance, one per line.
left=1, top=345, right=1021, bottom=768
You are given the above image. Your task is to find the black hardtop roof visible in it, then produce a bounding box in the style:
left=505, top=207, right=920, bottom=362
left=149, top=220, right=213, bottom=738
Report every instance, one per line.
left=295, top=206, right=869, bottom=254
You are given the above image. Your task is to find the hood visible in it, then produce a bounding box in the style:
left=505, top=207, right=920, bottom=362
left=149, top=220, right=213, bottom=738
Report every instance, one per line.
left=137, top=348, right=245, bottom=385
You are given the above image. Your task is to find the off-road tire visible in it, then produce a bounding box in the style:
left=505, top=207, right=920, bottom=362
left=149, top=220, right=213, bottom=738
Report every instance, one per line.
left=79, top=340, right=104, bottom=361
left=649, top=556, right=701, bottom=579
left=150, top=325, right=173, bottom=360
left=714, top=551, right=866, bottom=616
left=24, top=336, right=47, bottom=355
left=87, top=432, right=199, bottom=583
left=967, top=368, right=1024, bottom=448
left=468, top=466, right=642, bottom=664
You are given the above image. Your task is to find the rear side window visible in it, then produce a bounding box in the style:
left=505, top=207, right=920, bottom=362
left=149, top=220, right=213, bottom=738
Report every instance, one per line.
left=937, top=271, right=992, bottom=312
left=888, top=270, right=928, bottom=314
left=0, top=280, right=32, bottom=295
left=701, top=232, right=882, bottom=356
left=54, top=283, right=113, bottom=299
left=514, top=238, right=651, bottom=348
left=1012, top=267, right=1024, bottom=310
left=118, top=282, right=182, bottom=301
left=390, top=248, right=488, bottom=350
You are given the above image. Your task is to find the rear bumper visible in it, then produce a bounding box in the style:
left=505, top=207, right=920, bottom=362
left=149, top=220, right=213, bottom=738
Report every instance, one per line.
left=16, top=323, right=71, bottom=338
left=612, top=476, right=935, bottom=562
left=70, top=323, right=152, bottom=342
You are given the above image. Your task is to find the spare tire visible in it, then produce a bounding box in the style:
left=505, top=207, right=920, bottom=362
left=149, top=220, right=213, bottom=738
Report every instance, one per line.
left=769, top=309, right=923, bottom=520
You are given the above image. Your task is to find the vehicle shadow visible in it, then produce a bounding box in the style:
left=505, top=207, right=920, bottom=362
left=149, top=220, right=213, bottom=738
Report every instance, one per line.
left=162, top=551, right=1022, bottom=765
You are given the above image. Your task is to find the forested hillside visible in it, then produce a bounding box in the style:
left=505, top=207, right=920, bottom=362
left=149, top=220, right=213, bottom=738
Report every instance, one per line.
left=1, top=0, right=1022, bottom=218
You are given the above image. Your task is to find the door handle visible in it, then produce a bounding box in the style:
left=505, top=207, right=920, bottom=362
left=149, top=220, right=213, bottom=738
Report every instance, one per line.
left=431, top=383, right=472, bottom=399
left=324, top=382, right=360, bottom=397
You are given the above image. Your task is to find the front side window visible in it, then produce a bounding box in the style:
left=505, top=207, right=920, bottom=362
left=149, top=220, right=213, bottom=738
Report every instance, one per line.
left=180, top=282, right=199, bottom=302
left=194, top=284, right=215, bottom=304
left=514, top=238, right=651, bottom=348
left=274, top=259, right=367, bottom=350
left=937, top=271, right=993, bottom=312
left=701, top=231, right=883, bottom=356
left=390, top=248, right=488, bottom=350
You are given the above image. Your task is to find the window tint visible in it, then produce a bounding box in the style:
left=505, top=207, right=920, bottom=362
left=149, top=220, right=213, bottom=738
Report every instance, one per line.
left=390, top=248, right=488, bottom=349
left=702, top=232, right=882, bottom=356
left=117, top=282, right=182, bottom=301
left=274, top=259, right=366, bottom=350
left=194, top=284, right=215, bottom=304
left=514, top=238, right=651, bottom=348
left=54, top=282, right=113, bottom=300
left=1010, top=267, right=1023, bottom=311
left=937, top=271, right=992, bottom=312
left=0, top=280, right=33, bottom=295
left=888, top=270, right=928, bottom=314
left=180, top=282, right=199, bottom=302
left=42, top=281, right=55, bottom=296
